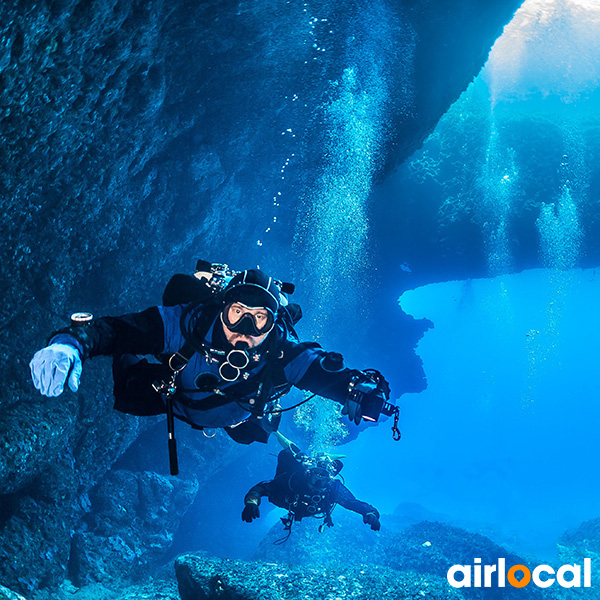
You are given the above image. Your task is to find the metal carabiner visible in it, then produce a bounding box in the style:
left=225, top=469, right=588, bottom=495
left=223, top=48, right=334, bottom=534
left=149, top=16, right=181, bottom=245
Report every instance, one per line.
left=391, top=406, right=401, bottom=441
left=168, top=352, right=188, bottom=374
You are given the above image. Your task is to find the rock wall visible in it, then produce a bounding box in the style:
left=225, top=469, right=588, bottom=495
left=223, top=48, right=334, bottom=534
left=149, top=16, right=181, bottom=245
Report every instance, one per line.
left=0, top=0, right=522, bottom=595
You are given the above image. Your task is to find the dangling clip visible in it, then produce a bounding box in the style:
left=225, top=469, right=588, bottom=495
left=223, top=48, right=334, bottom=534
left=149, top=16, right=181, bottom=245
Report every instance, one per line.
left=153, top=354, right=188, bottom=477
left=391, top=406, right=401, bottom=441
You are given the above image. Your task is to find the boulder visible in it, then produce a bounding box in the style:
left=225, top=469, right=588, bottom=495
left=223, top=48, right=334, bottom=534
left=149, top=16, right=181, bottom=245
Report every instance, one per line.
left=175, top=553, right=464, bottom=600
left=557, top=517, right=600, bottom=594
left=0, top=585, right=27, bottom=600
left=382, top=521, right=547, bottom=599
left=69, top=470, right=199, bottom=585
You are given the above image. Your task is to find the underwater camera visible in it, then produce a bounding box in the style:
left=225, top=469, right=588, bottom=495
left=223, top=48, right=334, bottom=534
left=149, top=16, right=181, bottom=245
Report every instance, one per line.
left=361, top=392, right=397, bottom=422
left=350, top=369, right=396, bottom=423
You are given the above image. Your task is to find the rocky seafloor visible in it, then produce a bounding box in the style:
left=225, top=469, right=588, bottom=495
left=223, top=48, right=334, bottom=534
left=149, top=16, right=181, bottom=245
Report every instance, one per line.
left=1, top=514, right=598, bottom=600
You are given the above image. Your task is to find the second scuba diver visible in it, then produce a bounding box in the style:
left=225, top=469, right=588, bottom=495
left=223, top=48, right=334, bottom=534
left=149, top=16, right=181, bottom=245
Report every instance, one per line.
left=242, top=433, right=380, bottom=535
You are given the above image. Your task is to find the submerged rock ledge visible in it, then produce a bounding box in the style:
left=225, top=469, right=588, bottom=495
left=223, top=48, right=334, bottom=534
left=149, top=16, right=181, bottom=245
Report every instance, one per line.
left=3, top=517, right=597, bottom=600
left=174, top=554, right=462, bottom=600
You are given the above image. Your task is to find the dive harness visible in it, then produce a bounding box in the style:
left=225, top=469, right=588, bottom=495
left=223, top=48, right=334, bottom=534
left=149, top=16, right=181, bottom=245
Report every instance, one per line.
left=154, top=313, right=401, bottom=476
left=153, top=302, right=290, bottom=476
left=274, top=471, right=337, bottom=545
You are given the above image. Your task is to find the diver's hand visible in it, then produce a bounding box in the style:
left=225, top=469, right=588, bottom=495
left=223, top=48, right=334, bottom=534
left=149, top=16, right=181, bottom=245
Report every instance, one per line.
left=344, top=370, right=391, bottom=425
left=342, top=395, right=363, bottom=425
left=363, top=511, right=381, bottom=531
left=242, top=503, right=260, bottom=522
left=29, top=343, right=82, bottom=397
left=343, top=373, right=378, bottom=425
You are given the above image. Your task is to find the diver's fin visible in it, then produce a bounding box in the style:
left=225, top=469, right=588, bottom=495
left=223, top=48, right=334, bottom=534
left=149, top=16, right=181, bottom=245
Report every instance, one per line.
left=273, top=431, right=302, bottom=456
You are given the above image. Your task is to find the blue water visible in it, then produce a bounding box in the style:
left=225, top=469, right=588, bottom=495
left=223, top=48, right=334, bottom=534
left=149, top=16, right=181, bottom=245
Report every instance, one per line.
left=343, top=268, right=600, bottom=558
left=295, top=0, right=600, bottom=560
left=155, top=1, right=600, bottom=570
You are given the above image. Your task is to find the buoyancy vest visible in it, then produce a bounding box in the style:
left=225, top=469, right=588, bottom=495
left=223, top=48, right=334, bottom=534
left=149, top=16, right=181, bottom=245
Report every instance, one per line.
left=159, top=261, right=310, bottom=445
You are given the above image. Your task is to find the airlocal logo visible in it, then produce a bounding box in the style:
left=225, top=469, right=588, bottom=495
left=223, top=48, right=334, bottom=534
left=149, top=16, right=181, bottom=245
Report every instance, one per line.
left=447, top=558, right=592, bottom=589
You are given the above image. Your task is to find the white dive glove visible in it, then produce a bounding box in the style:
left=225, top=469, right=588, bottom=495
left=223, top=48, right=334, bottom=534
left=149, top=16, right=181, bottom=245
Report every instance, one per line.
left=29, top=343, right=82, bottom=397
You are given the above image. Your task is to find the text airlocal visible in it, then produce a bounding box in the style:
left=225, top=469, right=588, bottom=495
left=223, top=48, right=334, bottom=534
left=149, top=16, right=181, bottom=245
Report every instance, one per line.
left=447, top=558, right=592, bottom=589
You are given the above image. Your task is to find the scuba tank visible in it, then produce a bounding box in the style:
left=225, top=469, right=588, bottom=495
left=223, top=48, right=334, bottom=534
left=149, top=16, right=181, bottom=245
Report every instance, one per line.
left=162, top=259, right=295, bottom=309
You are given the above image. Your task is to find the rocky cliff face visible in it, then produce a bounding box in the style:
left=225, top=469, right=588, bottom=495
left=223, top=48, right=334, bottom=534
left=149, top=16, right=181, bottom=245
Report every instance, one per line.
left=0, top=0, right=522, bottom=595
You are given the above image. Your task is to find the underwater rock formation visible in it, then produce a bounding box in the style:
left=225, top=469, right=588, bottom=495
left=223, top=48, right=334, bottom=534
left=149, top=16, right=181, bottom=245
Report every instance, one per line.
left=0, top=585, right=27, bottom=600
left=383, top=521, right=548, bottom=599
left=0, top=0, right=522, bottom=595
left=175, top=519, right=560, bottom=600
left=0, top=391, right=145, bottom=592
left=557, top=518, right=600, bottom=595
left=25, top=574, right=182, bottom=600
left=254, top=517, right=551, bottom=600
left=69, top=469, right=198, bottom=586
left=175, top=553, right=463, bottom=600
left=66, top=424, right=243, bottom=586
left=558, top=516, right=600, bottom=558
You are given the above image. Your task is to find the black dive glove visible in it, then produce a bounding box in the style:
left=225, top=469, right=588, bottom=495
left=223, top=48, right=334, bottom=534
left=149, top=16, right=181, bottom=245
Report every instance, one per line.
left=342, top=370, right=391, bottom=425
left=242, top=502, right=260, bottom=522
left=363, top=510, right=381, bottom=531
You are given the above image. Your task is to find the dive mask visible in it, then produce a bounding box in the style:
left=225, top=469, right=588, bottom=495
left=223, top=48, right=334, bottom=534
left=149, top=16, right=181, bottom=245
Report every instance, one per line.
left=307, top=466, right=331, bottom=489
left=221, top=302, right=275, bottom=337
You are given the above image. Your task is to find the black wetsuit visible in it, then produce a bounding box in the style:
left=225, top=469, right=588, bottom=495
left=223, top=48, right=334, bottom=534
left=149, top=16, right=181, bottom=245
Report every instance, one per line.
left=245, top=450, right=379, bottom=523
left=51, top=304, right=363, bottom=443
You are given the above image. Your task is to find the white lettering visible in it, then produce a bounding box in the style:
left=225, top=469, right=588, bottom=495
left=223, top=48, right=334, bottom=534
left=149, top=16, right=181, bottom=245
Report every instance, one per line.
left=474, top=558, right=482, bottom=587
left=447, top=559, right=592, bottom=590
left=448, top=565, right=471, bottom=588
left=484, top=564, right=497, bottom=587
left=532, top=565, right=555, bottom=588
left=557, top=564, right=581, bottom=588
left=498, top=558, right=506, bottom=587
left=585, top=558, right=591, bottom=587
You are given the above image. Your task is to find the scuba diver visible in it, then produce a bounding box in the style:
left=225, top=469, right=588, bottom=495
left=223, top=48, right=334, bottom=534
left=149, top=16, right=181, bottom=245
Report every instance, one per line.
left=242, top=433, right=381, bottom=537
left=29, top=262, right=398, bottom=474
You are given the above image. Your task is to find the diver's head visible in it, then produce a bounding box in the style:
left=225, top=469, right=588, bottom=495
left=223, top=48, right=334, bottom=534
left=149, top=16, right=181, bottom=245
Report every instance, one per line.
left=302, top=453, right=344, bottom=490
left=221, top=269, right=280, bottom=348
left=306, top=466, right=332, bottom=490
left=314, top=453, right=344, bottom=477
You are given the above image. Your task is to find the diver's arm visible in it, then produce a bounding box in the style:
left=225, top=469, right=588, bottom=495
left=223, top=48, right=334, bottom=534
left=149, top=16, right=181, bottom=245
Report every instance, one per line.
left=244, top=481, right=270, bottom=504
left=282, top=342, right=358, bottom=402
left=49, top=307, right=166, bottom=359
left=298, top=363, right=368, bottom=425
left=332, top=481, right=381, bottom=530
left=295, top=360, right=356, bottom=403
left=332, top=480, right=375, bottom=515
left=288, top=348, right=390, bottom=424
left=50, top=302, right=194, bottom=360
left=30, top=305, right=183, bottom=397
left=242, top=481, right=271, bottom=522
